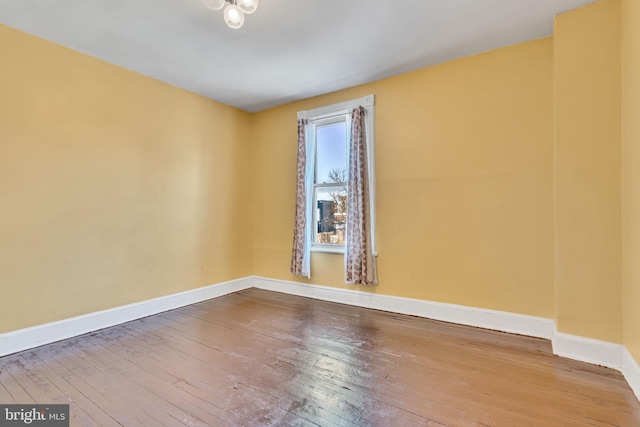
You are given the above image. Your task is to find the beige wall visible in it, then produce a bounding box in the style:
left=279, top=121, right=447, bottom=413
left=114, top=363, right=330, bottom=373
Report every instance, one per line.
left=252, top=38, right=555, bottom=319
left=622, top=0, right=640, bottom=361
left=0, top=25, right=253, bottom=333
left=553, top=0, right=622, bottom=343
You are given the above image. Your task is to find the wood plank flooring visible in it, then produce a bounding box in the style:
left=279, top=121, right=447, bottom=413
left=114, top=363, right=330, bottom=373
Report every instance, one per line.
left=0, top=288, right=639, bottom=426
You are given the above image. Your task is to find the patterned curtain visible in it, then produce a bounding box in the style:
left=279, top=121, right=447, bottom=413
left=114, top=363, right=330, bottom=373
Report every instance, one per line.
left=290, top=119, right=311, bottom=277
left=346, top=107, right=377, bottom=285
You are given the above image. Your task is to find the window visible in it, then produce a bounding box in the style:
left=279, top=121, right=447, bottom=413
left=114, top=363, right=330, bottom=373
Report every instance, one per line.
left=291, top=94, right=376, bottom=282
left=297, top=95, right=376, bottom=255
left=313, top=116, right=348, bottom=249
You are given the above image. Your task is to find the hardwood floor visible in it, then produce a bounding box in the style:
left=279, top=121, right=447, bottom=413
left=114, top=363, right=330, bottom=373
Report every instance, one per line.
left=0, top=288, right=638, bottom=426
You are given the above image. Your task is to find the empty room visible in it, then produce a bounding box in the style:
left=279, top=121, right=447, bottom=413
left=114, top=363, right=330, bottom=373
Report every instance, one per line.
left=1, top=0, right=640, bottom=425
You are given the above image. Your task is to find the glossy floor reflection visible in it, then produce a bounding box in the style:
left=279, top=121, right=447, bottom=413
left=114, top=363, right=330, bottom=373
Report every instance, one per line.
left=0, top=288, right=639, bottom=426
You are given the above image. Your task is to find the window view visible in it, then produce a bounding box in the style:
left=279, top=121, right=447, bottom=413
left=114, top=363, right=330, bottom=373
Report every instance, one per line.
left=314, top=119, right=348, bottom=246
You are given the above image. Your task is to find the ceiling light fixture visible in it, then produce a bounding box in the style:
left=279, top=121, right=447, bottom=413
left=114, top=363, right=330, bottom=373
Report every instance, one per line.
left=203, top=0, right=259, bottom=29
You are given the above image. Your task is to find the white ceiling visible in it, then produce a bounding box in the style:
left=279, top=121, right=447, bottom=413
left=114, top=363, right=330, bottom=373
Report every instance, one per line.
left=0, top=0, right=595, bottom=112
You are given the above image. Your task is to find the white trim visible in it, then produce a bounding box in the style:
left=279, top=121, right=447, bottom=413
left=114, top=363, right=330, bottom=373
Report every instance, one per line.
left=251, top=276, right=555, bottom=339
left=311, top=245, right=344, bottom=254
left=365, top=100, right=377, bottom=257
left=1, top=273, right=638, bottom=403
left=623, top=347, right=640, bottom=401
left=551, top=332, right=623, bottom=370
left=250, top=277, right=640, bottom=402
left=297, top=94, right=374, bottom=120
left=0, top=277, right=253, bottom=357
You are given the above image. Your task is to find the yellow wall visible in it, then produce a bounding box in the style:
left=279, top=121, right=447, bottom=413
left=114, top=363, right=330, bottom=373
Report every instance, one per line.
left=2, top=0, right=636, bottom=365
left=553, top=0, right=622, bottom=343
left=622, top=0, right=640, bottom=361
left=0, top=25, right=253, bottom=333
left=252, top=38, right=555, bottom=318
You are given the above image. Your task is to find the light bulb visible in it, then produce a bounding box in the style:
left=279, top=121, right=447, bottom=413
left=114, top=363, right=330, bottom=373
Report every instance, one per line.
left=203, top=0, right=225, bottom=10
left=237, top=0, right=258, bottom=15
left=224, top=4, right=244, bottom=29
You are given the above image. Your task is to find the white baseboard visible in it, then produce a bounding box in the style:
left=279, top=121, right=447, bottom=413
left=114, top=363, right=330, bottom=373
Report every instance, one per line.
left=551, top=332, right=624, bottom=370
left=251, top=276, right=556, bottom=339
left=0, top=277, right=253, bottom=357
left=251, top=276, right=640, bottom=402
left=1, top=274, right=639, bottom=403
left=623, top=347, right=640, bottom=401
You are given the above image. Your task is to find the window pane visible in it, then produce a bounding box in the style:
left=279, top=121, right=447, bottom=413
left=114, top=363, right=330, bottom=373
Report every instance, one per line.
left=316, top=122, right=347, bottom=184
left=315, top=186, right=347, bottom=245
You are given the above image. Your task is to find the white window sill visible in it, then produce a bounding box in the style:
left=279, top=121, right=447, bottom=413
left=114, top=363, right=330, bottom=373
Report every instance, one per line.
left=311, top=245, right=345, bottom=254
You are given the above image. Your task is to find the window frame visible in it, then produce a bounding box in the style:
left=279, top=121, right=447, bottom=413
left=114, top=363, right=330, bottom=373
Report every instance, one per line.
left=312, top=115, right=349, bottom=252
left=297, top=94, right=376, bottom=255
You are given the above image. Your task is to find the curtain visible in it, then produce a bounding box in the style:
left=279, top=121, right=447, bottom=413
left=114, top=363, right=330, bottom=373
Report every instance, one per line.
left=290, top=119, right=311, bottom=277
left=346, top=107, right=377, bottom=285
